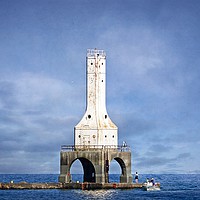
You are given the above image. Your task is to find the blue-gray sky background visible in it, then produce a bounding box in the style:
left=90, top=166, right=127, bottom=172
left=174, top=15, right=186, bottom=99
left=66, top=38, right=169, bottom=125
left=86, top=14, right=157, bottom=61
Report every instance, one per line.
left=0, top=0, right=200, bottom=174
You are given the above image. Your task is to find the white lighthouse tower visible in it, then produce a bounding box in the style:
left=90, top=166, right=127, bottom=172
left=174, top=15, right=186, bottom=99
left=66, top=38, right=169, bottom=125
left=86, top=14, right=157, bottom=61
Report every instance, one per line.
left=74, top=49, right=118, bottom=147
left=59, top=49, right=132, bottom=184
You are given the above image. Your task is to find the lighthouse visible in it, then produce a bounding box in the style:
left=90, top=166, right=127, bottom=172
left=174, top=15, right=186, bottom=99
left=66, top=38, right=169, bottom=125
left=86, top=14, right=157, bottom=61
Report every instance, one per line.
left=74, top=49, right=117, bottom=147
left=59, top=49, right=132, bottom=184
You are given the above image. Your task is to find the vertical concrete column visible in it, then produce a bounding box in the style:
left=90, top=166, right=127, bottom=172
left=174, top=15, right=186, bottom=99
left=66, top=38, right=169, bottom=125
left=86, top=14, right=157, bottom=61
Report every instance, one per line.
left=119, top=152, right=133, bottom=183
left=92, top=150, right=106, bottom=183
left=59, top=152, right=72, bottom=183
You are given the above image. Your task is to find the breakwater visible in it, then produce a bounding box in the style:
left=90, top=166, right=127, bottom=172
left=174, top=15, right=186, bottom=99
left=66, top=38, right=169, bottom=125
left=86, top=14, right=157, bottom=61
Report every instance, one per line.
left=0, top=182, right=148, bottom=190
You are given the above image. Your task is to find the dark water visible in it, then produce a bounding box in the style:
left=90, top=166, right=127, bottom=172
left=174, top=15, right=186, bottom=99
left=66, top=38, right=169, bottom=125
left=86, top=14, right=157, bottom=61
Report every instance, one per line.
left=0, top=174, right=200, bottom=199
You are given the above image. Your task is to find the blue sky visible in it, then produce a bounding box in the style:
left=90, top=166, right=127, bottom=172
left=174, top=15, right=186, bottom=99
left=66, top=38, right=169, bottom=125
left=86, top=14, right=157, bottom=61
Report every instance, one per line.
left=0, top=0, right=200, bottom=174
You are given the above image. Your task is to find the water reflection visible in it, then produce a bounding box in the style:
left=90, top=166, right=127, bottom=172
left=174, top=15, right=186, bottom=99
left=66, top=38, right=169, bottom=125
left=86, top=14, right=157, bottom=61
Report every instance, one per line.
left=74, top=189, right=118, bottom=199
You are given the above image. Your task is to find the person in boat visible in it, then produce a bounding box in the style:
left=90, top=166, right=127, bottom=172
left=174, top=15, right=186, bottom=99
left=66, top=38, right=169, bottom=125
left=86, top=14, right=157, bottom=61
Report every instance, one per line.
left=135, top=172, right=139, bottom=183
left=146, top=178, right=152, bottom=186
left=151, top=178, right=155, bottom=186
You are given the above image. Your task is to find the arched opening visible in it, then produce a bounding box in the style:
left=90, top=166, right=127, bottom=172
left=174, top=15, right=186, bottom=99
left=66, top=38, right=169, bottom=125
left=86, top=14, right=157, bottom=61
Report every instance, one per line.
left=70, top=159, right=83, bottom=183
left=109, top=157, right=127, bottom=183
left=70, top=157, right=96, bottom=183
left=109, top=159, right=121, bottom=182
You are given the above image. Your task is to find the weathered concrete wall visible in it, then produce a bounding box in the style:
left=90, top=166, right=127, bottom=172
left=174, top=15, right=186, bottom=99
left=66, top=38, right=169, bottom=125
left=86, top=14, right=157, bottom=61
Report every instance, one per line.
left=59, top=149, right=133, bottom=184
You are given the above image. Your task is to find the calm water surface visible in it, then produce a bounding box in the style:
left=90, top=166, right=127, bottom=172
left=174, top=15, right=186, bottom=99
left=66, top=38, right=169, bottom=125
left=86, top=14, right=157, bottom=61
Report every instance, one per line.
left=0, top=174, right=200, bottom=199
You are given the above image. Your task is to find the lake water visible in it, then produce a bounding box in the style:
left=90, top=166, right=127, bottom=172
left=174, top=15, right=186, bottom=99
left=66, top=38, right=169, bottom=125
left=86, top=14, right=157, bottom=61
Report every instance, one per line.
left=0, top=174, right=200, bottom=199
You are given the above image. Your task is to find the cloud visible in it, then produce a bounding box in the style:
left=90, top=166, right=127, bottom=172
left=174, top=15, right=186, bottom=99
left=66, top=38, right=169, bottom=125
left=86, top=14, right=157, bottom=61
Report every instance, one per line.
left=99, top=21, right=200, bottom=124
left=112, top=113, right=157, bottom=139
left=153, top=130, right=200, bottom=147
left=0, top=72, right=80, bottom=173
left=176, top=153, right=191, bottom=160
left=147, top=144, right=173, bottom=155
left=0, top=80, right=17, bottom=109
left=0, top=1, right=200, bottom=174
left=136, top=152, right=192, bottom=169
left=0, top=150, right=59, bottom=174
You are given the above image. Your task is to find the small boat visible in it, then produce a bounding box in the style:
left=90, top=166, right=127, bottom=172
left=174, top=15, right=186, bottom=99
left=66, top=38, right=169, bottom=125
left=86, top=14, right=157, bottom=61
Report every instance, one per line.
left=143, top=181, right=160, bottom=191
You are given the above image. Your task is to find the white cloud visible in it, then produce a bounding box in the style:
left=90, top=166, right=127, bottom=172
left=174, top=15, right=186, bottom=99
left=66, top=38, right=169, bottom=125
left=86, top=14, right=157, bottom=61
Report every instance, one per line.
left=0, top=72, right=81, bottom=173
left=97, top=25, right=191, bottom=102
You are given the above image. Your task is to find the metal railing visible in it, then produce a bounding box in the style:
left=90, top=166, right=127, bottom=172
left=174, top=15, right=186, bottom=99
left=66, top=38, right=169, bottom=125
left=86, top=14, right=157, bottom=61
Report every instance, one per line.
left=61, top=145, right=131, bottom=152
left=87, top=49, right=106, bottom=57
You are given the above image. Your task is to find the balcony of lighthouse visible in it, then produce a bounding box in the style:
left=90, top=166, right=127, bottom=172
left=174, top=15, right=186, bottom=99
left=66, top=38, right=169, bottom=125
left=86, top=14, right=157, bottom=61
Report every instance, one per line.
left=86, top=49, right=106, bottom=57
left=60, top=145, right=131, bottom=152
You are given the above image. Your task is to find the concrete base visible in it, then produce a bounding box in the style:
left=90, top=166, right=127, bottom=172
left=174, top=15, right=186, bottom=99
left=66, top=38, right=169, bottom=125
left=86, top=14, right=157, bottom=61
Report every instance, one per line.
left=59, top=148, right=133, bottom=184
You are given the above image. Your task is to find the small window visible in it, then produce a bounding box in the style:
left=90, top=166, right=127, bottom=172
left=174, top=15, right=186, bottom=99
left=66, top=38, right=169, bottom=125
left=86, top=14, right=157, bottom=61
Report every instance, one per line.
left=105, top=135, right=107, bottom=138
left=112, top=135, right=114, bottom=138
left=105, top=115, right=107, bottom=119
left=78, top=135, right=81, bottom=138
left=91, top=63, right=93, bottom=65
left=102, top=63, right=103, bottom=65
left=88, top=115, right=91, bottom=119
left=102, top=80, right=103, bottom=82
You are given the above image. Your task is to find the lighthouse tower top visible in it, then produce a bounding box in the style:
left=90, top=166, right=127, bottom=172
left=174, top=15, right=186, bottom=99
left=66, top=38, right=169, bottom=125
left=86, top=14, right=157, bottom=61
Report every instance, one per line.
left=87, top=49, right=106, bottom=57
left=74, top=49, right=118, bottom=147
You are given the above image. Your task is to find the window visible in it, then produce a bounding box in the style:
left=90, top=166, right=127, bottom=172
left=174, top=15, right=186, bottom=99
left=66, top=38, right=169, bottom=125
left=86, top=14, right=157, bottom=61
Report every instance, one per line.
left=105, top=115, right=107, bottom=119
left=88, top=115, right=91, bottom=119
